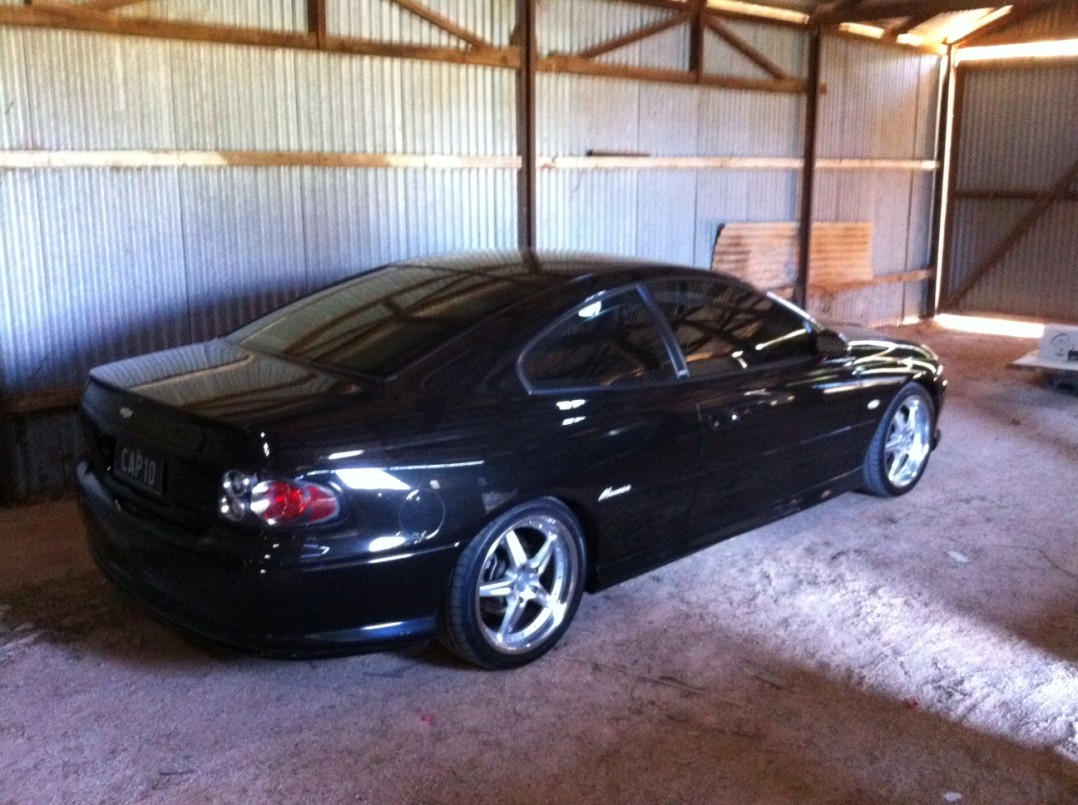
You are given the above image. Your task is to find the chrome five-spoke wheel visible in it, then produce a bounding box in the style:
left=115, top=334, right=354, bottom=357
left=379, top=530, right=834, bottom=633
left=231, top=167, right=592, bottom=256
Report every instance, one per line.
left=884, top=394, right=932, bottom=488
left=862, top=383, right=936, bottom=497
left=440, top=499, right=586, bottom=669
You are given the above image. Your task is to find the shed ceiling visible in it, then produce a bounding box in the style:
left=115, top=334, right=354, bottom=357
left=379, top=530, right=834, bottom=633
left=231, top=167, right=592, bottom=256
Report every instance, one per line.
left=703, top=0, right=1077, bottom=46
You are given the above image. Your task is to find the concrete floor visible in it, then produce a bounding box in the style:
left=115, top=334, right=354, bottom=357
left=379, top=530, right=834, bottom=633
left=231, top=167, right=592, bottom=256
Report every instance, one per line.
left=1, top=324, right=1077, bottom=805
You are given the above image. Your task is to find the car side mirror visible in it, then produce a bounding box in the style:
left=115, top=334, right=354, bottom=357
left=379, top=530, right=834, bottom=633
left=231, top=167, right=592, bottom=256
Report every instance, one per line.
left=815, top=329, right=848, bottom=359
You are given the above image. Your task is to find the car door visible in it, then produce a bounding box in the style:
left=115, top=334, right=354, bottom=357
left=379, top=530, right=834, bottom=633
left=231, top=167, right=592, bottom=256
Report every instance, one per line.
left=644, top=277, right=875, bottom=544
left=517, top=284, right=702, bottom=585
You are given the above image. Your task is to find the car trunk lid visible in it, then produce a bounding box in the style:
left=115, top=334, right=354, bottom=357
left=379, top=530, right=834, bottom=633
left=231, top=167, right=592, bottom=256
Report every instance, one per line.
left=80, top=340, right=373, bottom=527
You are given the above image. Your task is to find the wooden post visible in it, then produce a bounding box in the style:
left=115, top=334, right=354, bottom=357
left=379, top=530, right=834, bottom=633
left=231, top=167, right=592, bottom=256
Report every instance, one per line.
left=307, top=0, right=326, bottom=48
left=940, top=61, right=966, bottom=311
left=0, top=383, right=14, bottom=508
left=689, top=1, right=705, bottom=78
left=928, top=44, right=955, bottom=317
left=516, top=0, right=536, bottom=250
left=796, top=25, right=822, bottom=308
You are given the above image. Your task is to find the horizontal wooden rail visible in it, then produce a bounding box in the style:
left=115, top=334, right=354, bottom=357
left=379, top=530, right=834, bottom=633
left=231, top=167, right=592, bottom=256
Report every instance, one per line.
left=0, top=150, right=522, bottom=169
left=811, top=268, right=934, bottom=293
left=542, top=156, right=938, bottom=171
left=955, top=188, right=1078, bottom=202
left=538, top=54, right=807, bottom=93
left=2, top=387, right=83, bottom=417
left=0, top=151, right=941, bottom=171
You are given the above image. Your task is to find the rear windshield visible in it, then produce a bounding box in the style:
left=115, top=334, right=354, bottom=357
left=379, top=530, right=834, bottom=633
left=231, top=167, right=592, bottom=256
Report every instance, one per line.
left=229, top=265, right=541, bottom=378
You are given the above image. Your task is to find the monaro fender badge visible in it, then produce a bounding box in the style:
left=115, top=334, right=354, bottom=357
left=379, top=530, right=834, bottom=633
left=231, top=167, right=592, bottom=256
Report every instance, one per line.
left=119, top=407, right=134, bottom=419
left=598, top=484, right=631, bottom=502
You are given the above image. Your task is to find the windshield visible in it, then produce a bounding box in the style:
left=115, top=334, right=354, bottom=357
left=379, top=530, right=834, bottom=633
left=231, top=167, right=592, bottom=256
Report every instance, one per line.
left=229, top=265, right=543, bottom=378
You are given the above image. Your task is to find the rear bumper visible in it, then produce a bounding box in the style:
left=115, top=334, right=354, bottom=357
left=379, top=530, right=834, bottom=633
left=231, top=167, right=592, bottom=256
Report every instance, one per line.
left=77, top=460, right=458, bottom=656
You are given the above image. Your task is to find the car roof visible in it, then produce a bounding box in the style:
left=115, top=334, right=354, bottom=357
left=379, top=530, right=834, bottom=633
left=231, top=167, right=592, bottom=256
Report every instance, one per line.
left=389, top=249, right=721, bottom=286
left=227, top=250, right=754, bottom=385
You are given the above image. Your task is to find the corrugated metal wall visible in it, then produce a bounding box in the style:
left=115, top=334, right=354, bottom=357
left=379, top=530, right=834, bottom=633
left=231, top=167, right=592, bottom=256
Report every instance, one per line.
left=0, top=3, right=943, bottom=502
left=812, top=36, right=941, bottom=324
left=944, top=61, right=1078, bottom=321
left=536, top=8, right=810, bottom=266
left=0, top=8, right=518, bottom=501
left=537, top=20, right=941, bottom=322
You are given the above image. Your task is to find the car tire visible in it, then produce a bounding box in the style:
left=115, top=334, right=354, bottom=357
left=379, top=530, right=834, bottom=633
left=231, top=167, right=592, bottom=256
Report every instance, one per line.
left=861, top=383, right=936, bottom=497
left=438, top=498, right=586, bottom=669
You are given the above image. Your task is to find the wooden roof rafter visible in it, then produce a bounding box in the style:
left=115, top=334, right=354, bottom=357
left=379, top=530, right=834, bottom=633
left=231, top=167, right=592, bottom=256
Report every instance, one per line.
left=542, top=0, right=807, bottom=93
left=705, top=15, right=793, bottom=79
left=574, top=6, right=697, bottom=60
left=950, top=0, right=1062, bottom=45
left=815, top=1, right=1014, bottom=26
left=0, top=0, right=519, bottom=69
left=391, top=0, right=494, bottom=51
left=882, top=11, right=936, bottom=38
left=812, top=0, right=1064, bottom=29
left=36, top=0, right=496, bottom=51
left=79, top=0, right=149, bottom=11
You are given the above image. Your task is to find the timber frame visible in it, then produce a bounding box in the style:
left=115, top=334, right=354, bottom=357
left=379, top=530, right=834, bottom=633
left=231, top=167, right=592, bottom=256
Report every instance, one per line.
left=0, top=0, right=520, bottom=67
left=0, top=1, right=819, bottom=91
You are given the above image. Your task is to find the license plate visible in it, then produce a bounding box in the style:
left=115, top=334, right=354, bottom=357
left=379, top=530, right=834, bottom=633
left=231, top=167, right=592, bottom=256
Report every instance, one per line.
left=113, top=442, right=165, bottom=495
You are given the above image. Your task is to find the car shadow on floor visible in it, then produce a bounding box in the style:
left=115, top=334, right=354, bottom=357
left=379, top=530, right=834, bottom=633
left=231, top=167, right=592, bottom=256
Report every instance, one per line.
left=0, top=565, right=466, bottom=671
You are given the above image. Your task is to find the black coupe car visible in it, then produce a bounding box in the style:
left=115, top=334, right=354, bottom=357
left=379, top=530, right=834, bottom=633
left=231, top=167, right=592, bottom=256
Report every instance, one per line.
left=78, top=251, right=945, bottom=668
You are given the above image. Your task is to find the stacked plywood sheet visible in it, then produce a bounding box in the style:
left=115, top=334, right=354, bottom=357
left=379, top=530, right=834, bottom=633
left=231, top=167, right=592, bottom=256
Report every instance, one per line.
left=711, top=221, right=874, bottom=292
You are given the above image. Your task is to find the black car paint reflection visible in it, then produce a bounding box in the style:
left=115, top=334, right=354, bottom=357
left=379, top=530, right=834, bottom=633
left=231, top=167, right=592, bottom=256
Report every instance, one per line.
left=77, top=252, right=945, bottom=668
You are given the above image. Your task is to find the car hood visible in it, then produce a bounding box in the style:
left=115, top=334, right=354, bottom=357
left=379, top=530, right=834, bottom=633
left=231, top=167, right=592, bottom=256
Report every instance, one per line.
left=825, top=321, right=939, bottom=361
left=88, top=339, right=374, bottom=427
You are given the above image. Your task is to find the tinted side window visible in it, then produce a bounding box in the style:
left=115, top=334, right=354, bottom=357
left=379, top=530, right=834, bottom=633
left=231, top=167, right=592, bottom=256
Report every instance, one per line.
left=648, top=279, right=813, bottom=377
left=522, top=288, right=676, bottom=390
left=230, top=266, right=545, bottom=378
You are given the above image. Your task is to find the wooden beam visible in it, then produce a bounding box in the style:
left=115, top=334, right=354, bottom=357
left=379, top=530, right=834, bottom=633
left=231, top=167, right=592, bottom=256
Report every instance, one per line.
left=307, top=0, right=326, bottom=49
left=537, top=155, right=934, bottom=170
left=0, top=151, right=938, bottom=171
left=816, top=0, right=862, bottom=11
left=539, top=54, right=805, bottom=93
left=818, top=158, right=937, bottom=170
left=828, top=25, right=946, bottom=55
left=706, top=1, right=809, bottom=29
left=689, top=1, right=705, bottom=76
left=1, top=387, right=82, bottom=416
left=320, top=36, right=518, bottom=68
left=0, top=6, right=520, bottom=69
left=796, top=24, right=822, bottom=308
left=516, top=0, right=536, bottom=249
left=81, top=0, right=150, bottom=11
left=812, top=269, right=934, bottom=293
left=544, top=155, right=802, bottom=170
left=0, top=373, right=13, bottom=507
left=815, top=0, right=1047, bottom=26
left=945, top=156, right=1078, bottom=307
left=939, top=57, right=964, bottom=315
left=883, top=12, right=935, bottom=37
left=927, top=44, right=953, bottom=317
left=955, top=188, right=1078, bottom=202
left=616, top=0, right=690, bottom=11
left=390, top=0, right=493, bottom=50
left=575, top=8, right=694, bottom=60
left=704, top=16, right=792, bottom=80
left=2, top=6, right=313, bottom=47
left=951, top=0, right=1057, bottom=45
left=0, top=150, right=522, bottom=169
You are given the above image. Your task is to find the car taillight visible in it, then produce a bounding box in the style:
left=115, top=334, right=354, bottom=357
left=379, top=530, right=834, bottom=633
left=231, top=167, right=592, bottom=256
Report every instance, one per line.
left=250, top=480, right=340, bottom=526
left=219, top=471, right=340, bottom=527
